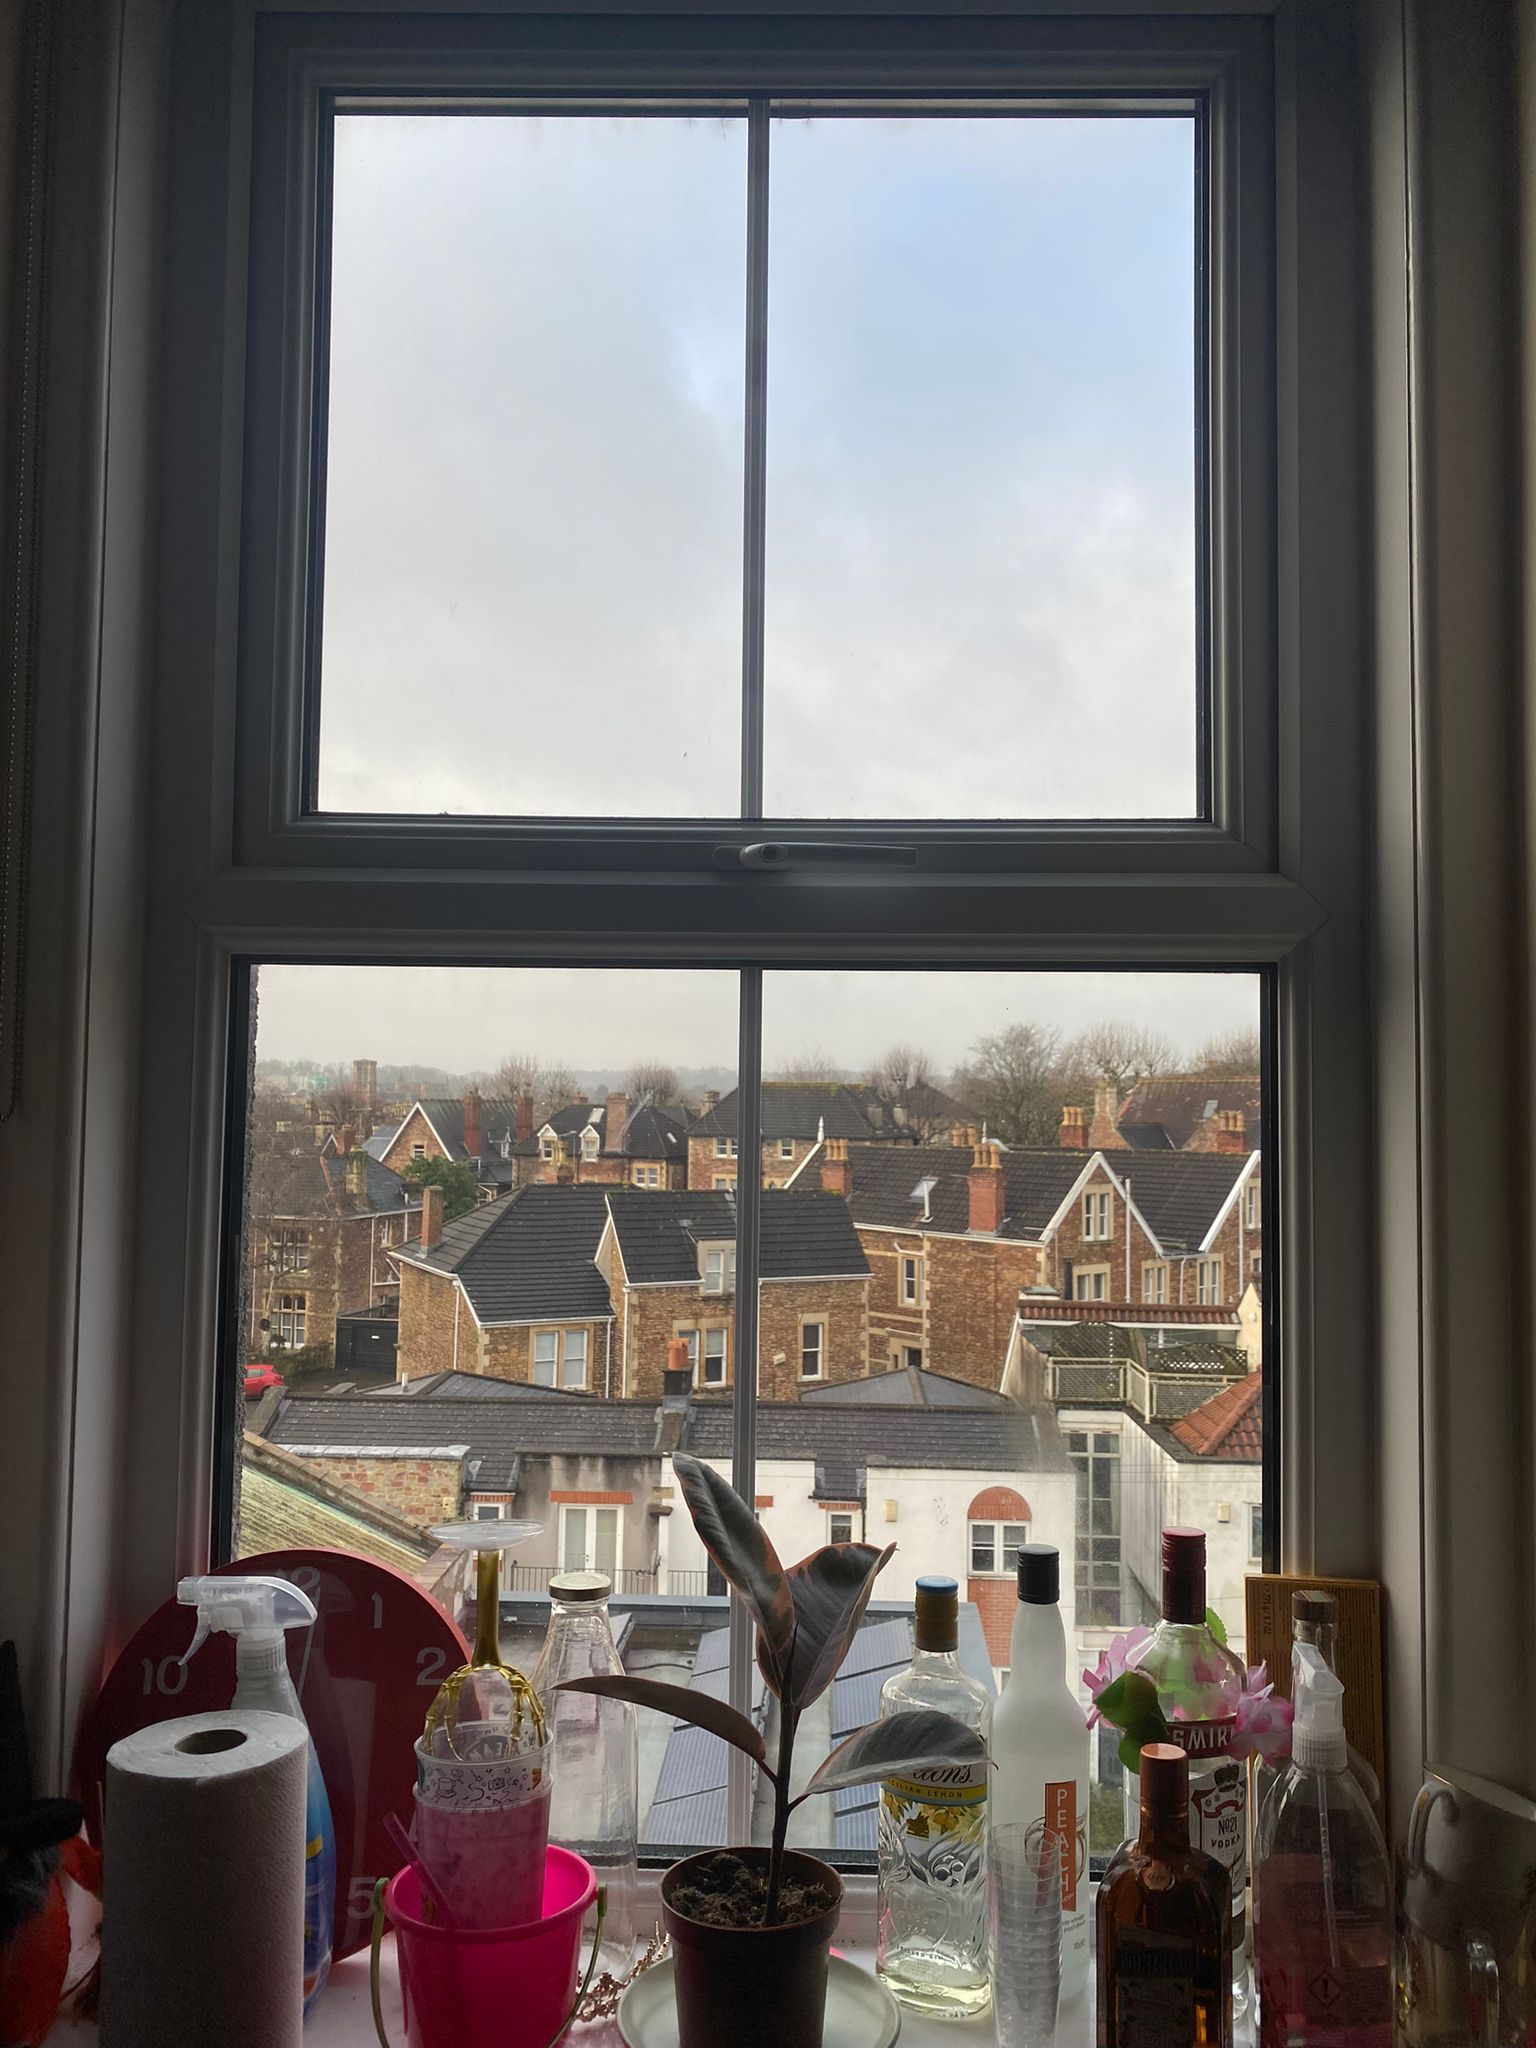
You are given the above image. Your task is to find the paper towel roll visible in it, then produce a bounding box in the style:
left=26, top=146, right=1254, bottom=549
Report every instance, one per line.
left=101, top=1708, right=309, bottom=2048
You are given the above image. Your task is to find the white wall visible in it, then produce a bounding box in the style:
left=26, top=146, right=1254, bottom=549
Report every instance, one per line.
left=1112, top=1413, right=1258, bottom=1663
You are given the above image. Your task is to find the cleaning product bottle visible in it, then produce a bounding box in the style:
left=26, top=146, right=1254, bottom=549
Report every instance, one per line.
left=179, top=1575, right=336, bottom=2013
left=1253, top=1644, right=1392, bottom=2048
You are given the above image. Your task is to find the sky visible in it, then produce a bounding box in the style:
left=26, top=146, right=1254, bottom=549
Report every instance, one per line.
left=254, top=965, right=1258, bottom=1077
left=317, top=110, right=1196, bottom=821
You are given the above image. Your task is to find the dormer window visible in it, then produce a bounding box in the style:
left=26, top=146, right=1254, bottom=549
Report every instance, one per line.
left=580, top=1128, right=599, bottom=1161
left=702, top=1245, right=736, bottom=1295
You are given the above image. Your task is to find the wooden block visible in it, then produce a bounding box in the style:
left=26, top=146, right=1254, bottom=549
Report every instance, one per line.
left=1245, top=1573, right=1385, bottom=1807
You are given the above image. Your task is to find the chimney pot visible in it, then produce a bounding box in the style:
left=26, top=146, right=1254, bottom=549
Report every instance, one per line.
left=421, top=1183, right=445, bottom=1250
left=1059, top=1105, right=1088, bottom=1150
left=820, top=1137, right=851, bottom=1196
left=1216, top=1108, right=1246, bottom=1154
left=968, top=1141, right=1005, bottom=1235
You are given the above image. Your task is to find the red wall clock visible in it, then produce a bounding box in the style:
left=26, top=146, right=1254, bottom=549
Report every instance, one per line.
left=76, top=1548, right=470, bottom=1958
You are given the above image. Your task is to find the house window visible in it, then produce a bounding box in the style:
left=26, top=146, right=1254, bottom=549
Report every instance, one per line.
left=677, top=1328, right=699, bottom=1373
left=633, top=1164, right=660, bottom=1187
left=904, top=1346, right=923, bottom=1371
left=276, top=1294, right=307, bottom=1348
left=1143, top=1261, right=1169, bottom=1304
left=561, top=1503, right=621, bottom=1579
left=801, top=1321, right=825, bottom=1379
left=273, top=1226, right=309, bottom=1272
left=532, top=1328, right=589, bottom=1389
left=412, top=1142, right=426, bottom=1160
left=712, top=1175, right=734, bottom=1191
left=1249, top=1503, right=1264, bottom=1561
left=778, top=1137, right=795, bottom=1160
left=969, top=1521, right=1029, bottom=1577
left=533, top=1330, right=559, bottom=1386
left=1244, top=1184, right=1261, bottom=1232
left=701, top=1330, right=728, bottom=1388
left=473, top=1501, right=505, bottom=1521
left=900, top=1254, right=923, bottom=1306
left=714, top=1137, right=737, bottom=1159
left=539, top=1137, right=554, bottom=1161
left=1074, top=1266, right=1110, bottom=1302
left=1082, top=1189, right=1112, bottom=1241
left=829, top=1512, right=854, bottom=1545
left=562, top=1328, right=589, bottom=1390
left=702, top=1247, right=736, bottom=1295
left=580, top=1129, right=599, bottom=1161
left=1066, top=1429, right=1123, bottom=1627
left=1197, top=1256, right=1224, bottom=1305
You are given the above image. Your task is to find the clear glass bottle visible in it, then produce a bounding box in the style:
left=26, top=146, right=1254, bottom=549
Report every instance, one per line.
left=1124, top=1529, right=1250, bottom=2007
left=1254, top=1647, right=1393, bottom=2048
left=530, top=1571, right=637, bottom=1975
left=1098, top=1742, right=1233, bottom=2048
left=876, top=1575, right=992, bottom=2020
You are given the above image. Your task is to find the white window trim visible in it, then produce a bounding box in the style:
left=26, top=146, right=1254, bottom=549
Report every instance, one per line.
left=800, top=1318, right=825, bottom=1380
left=558, top=1501, right=624, bottom=1577
left=899, top=1253, right=922, bottom=1306
left=967, top=1518, right=1029, bottom=1579
left=1142, top=1260, right=1169, bottom=1304
left=700, top=1328, right=728, bottom=1389
left=1082, top=1189, right=1112, bottom=1241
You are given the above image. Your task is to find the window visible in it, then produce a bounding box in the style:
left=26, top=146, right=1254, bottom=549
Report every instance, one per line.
left=677, top=1328, right=699, bottom=1374
left=828, top=1512, right=854, bottom=1545
left=1082, top=1190, right=1112, bottom=1241
left=276, top=1294, right=307, bottom=1348
left=1244, top=1183, right=1261, bottom=1233
left=580, top=1128, right=599, bottom=1162
left=532, top=1329, right=589, bottom=1389
left=533, top=1330, right=559, bottom=1387
left=473, top=1501, right=505, bottom=1522
left=800, top=1321, right=825, bottom=1379
left=539, top=1136, right=554, bottom=1161
left=412, top=1143, right=426, bottom=1160
left=969, top=1521, right=1029, bottom=1577
left=900, top=1254, right=923, bottom=1306
left=778, top=1138, right=795, bottom=1160
left=701, top=1330, right=728, bottom=1388
left=1197, top=1256, right=1224, bottom=1305
left=633, top=1164, right=660, bottom=1188
left=1249, top=1503, right=1264, bottom=1562
left=702, top=1247, right=736, bottom=1295
left=1074, top=1266, right=1110, bottom=1302
left=714, top=1138, right=737, bottom=1159
left=561, top=1504, right=621, bottom=1579
left=904, top=1346, right=923, bottom=1371
left=1143, top=1261, right=1169, bottom=1304
left=1065, top=1430, right=1123, bottom=1629
left=562, top=1329, right=589, bottom=1391
left=272, top=1226, right=309, bottom=1272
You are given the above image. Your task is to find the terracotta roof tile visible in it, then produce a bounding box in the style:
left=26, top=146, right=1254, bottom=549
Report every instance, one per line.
left=1169, top=1372, right=1264, bottom=1459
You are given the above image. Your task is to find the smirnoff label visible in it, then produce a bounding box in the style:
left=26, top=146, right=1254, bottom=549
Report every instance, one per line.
left=1165, top=1719, right=1247, bottom=1891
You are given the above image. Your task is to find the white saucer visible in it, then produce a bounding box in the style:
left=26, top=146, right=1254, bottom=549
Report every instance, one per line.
left=618, top=1954, right=902, bottom=2048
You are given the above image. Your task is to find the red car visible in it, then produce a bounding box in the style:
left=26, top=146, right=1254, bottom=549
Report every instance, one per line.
left=243, top=1363, right=285, bottom=1397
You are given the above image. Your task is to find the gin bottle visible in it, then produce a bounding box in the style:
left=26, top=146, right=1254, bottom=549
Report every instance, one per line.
left=876, top=1575, right=992, bottom=2019
left=1124, top=1529, right=1250, bottom=2004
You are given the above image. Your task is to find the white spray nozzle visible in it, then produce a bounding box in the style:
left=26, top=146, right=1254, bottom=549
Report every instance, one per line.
left=1292, top=1641, right=1347, bottom=1770
left=176, top=1575, right=318, bottom=1667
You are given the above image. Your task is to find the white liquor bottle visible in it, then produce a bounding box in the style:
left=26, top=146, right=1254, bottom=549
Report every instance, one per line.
left=876, top=1575, right=992, bottom=2020
left=988, top=1544, right=1091, bottom=2001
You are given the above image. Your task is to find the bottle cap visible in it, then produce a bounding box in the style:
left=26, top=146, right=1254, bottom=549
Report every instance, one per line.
left=1138, top=1742, right=1191, bottom=1835
left=1161, top=1527, right=1206, bottom=1623
left=1293, top=1587, right=1336, bottom=1628
left=914, top=1575, right=958, bottom=1652
left=548, top=1571, right=611, bottom=1602
left=1016, top=1544, right=1059, bottom=1606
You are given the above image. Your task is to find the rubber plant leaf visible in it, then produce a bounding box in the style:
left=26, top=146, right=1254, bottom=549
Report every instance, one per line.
left=794, top=1708, right=988, bottom=1803
left=672, top=1453, right=795, bottom=1694
left=555, top=1675, right=769, bottom=1776
left=765, top=1541, right=895, bottom=1714
left=1091, top=1670, right=1162, bottom=1728
left=1205, top=1605, right=1228, bottom=1647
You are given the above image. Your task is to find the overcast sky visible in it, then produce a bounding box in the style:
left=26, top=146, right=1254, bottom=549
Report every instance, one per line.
left=254, top=966, right=1257, bottom=1076
left=317, top=111, right=1195, bottom=821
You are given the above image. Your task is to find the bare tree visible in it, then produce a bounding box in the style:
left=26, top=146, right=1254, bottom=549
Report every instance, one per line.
left=1069, top=1021, right=1178, bottom=1097
left=624, top=1060, right=683, bottom=1107
left=865, top=1044, right=952, bottom=1138
left=490, top=1053, right=581, bottom=1122
left=769, top=1051, right=846, bottom=1082
left=1190, top=1028, right=1262, bottom=1077
left=949, top=1023, right=1073, bottom=1148
left=310, top=1086, right=375, bottom=1142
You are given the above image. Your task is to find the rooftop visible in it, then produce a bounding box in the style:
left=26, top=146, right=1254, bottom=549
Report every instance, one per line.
left=1169, top=1371, right=1264, bottom=1459
left=606, top=1188, right=869, bottom=1284
left=1112, top=1075, right=1261, bottom=1151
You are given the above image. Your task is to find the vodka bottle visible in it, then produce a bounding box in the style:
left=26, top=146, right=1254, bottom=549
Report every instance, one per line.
left=531, top=1571, right=637, bottom=1976
left=1124, top=1529, right=1250, bottom=2005
left=877, top=1575, right=992, bottom=2019
left=989, top=1544, right=1091, bottom=2001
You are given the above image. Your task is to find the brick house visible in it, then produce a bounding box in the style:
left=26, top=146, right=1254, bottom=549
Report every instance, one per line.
left=685, top=1080, right=957, bottom=1192
left=834, top=1137, right=1260, bottom=1392
left=504, top=1093, right=691, bottom=1193
left=1073, top=1074, right=1262, bottom=1155
left=394, top=1182, right=868, bottom=1401
left=379, top=1093, right=528, bottom=1182
left=595, top=1188, right=870, bottom=1399
left=246, top=1146, right=422, bottom=1365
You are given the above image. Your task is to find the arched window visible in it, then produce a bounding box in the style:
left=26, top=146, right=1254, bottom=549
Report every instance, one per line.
left=967, top=1486, right=1031, bottom=1577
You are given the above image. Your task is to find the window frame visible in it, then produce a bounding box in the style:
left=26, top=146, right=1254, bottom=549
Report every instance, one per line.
left=800, top=1317, right=825, bottom=1380
left=700, top=1328, right=729, bottom=1389
left=86, top=0, right=1389, bottom=1849
left=899, top=1252, right=923, bottom=1307
left=1082, top=1189, right=1112, bottom=1241
left=967, top=1518, right=1028, bottom=1578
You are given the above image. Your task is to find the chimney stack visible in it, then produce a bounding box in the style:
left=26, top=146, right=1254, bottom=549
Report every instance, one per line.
left=1059, top=1105, right=1088, bottom=1150
left=421, top=1183, right=445, bottom=1250
left=346, top=1151, right=367, bottom=1199
left=968, top=1140, right=1005, bottom=1235
left=604, top=1091, right=629, bottom=1154
left=1216, top=1108, right=1246, bottom=1153
left=462, top=1090, right=482, bottom=1162
left=336, top=1123, right=356, bottom=1158
left=1089, top=1080, right=1121, bottom=1150
left=515, top=1094, right=534, bottom=1143
left=353, top=1058, right=378, bottom=1105
left=820, top=1137, right=851, bottom=1196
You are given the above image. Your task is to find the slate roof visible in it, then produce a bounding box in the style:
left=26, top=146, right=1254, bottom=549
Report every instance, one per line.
left=845, top=1144, right=1087, bottom=1241
left=401, top=1185, right=615, bottom=1325
left=683, top=1400, right=1069, bottom=1477
left=410, top=1097, right=523, bottom=1161
left=800, top=1364, right=1009, bottom=1410
left=373, top=1369, right=583, bottom=1400
left=250, top=1144, right=417, bottom=1220
left=1112, top=1152, right=1249, bottom=1251
left=606, top=1190, right=869, bottom=1283
left=1169, top=1371, right=1264, bottom=1459
left=508, top=1100, right=689, bottom=1161
left=1114, top=1076, right=1261, bottom=1151
left=690, top=1083, right=880, bottom=1143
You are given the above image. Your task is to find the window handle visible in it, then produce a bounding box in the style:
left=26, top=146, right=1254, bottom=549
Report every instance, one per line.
left=720, top=841, right=919, bottom=871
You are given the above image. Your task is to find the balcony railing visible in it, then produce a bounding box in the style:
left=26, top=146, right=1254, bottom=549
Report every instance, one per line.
left=503, top=1562, right=715, bottom=1598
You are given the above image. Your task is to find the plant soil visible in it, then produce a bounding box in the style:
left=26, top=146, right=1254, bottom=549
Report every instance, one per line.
left=668, top=1852, right=837, bottom=1930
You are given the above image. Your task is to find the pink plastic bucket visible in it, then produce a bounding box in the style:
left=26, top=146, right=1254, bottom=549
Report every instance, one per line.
left=386, top=1845, right=596, bottom=2048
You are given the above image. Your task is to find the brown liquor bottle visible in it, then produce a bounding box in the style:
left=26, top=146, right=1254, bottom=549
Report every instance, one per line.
left=1097, top=1744, right=1233, bottom=2048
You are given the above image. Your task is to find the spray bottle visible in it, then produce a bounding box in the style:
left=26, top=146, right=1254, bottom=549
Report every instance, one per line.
left=1253, top=1644, right=1392, bottom=2047
left=179, top=1576, right=337, bottom=2013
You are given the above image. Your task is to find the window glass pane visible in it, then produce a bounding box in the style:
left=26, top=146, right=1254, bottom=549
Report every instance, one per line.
left=317, top=114, right=747, bottom=815
left=563, top=1507, right=587, bottom=1572
left=764, top=116, right=1197, bottom=818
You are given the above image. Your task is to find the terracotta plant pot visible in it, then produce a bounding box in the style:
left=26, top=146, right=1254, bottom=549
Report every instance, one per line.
left=660, top=1848, right=844, bottom=2048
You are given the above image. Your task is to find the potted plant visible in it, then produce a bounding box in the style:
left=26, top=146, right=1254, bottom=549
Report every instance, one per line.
left=558, top=1453, right=986, bottom=2048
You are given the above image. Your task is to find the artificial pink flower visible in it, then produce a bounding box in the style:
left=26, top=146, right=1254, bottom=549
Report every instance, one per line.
left=1082, top=1626, right=1152, bottom=1727
left=1231, top=1662, right=1294, bottom=1764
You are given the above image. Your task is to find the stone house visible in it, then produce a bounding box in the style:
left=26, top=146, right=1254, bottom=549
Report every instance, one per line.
left=1071, top=1074, right=1262, bottom=1156
left=502, top=1093, right=691, bottom=1194
left=379, top=1093, right=528, bottom=1182
left=246, top=1145, right=422, bottom=1365
left=685, top=1079, right=958, bottom=1192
